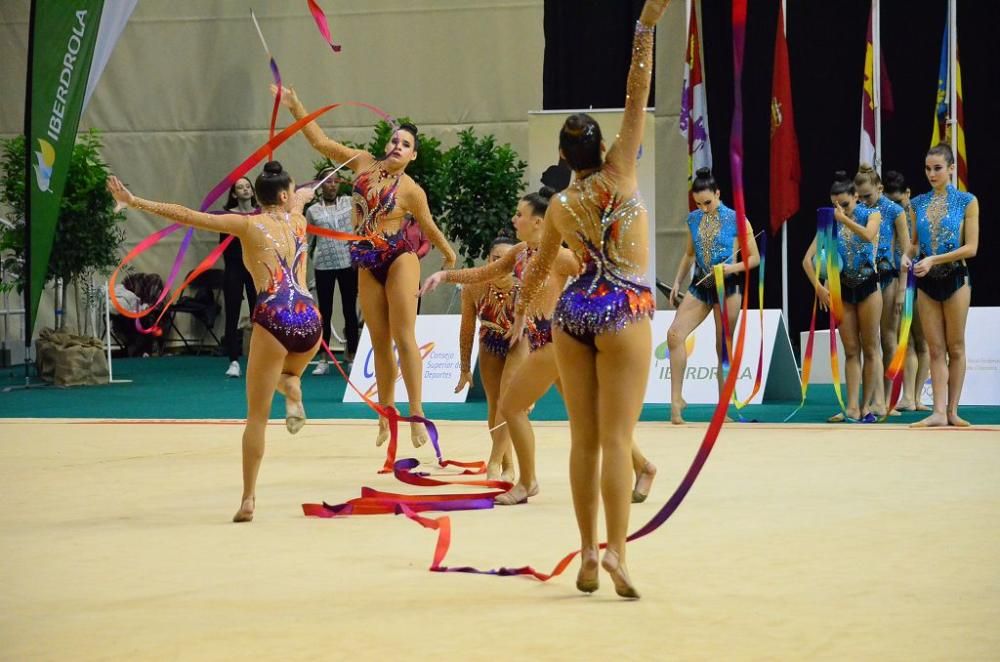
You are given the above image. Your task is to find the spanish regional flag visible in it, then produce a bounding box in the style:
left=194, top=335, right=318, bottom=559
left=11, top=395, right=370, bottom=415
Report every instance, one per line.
left=931, top=21, right=968, bottom=190
left=858, top=3, right=894, bottom=167
left=768, top=2, right=800, bottom=233
left=680, top=0, right=712, bottom=209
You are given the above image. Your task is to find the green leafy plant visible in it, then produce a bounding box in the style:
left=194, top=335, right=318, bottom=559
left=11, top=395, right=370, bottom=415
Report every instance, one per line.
left=0, top=129, right=126, bottom=330
left=311, top=122, right=526, bottom=267
left=312, top=117, right=446, bottom=218
left=436, top=128, right=526, bottom=267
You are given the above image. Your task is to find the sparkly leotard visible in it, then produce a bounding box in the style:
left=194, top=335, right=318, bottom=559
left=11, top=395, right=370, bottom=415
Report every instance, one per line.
left=448, top=242, right=576, bottom=353
left=127, top=198, right=322, bottom=353
left=477, top=281, right=517, bottom=358
left=870, top=194, right=904, bottom=289
left=686, top=204, right=742, bottom=305
left=547, top=171, right=655, bottom=345
left=837, top=204, right=879, bottom=305
left=348, top=165, right=414, bottom=284
left=249, top=210, right=322, bottom=353
left=911, top=184, right=975, bottom=301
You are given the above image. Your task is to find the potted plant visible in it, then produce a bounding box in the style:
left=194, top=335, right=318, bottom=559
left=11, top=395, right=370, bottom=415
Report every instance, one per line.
left=435, top=128, right=526, bottom=267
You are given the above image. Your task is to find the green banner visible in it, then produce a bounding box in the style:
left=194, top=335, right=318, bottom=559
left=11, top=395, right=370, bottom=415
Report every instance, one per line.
left=27, top=0, right=105, bottom=333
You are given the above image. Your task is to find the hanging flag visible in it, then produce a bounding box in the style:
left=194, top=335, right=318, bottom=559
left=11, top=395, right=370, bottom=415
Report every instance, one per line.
left=768, top=2, right=800, bottom=233
left=25, top=0, right=136, bottom=336
left=859, top=5, right=877, bottom=166
left=679, top=0, right=712, bottom=208
left=859, top=2, right=895, bottom=167
left=931, top=19, right=968, bottom=190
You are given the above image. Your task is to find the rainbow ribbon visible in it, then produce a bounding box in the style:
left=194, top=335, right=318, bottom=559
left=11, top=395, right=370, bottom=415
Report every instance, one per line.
left=785, top=208, right=847, bottom=421
left=351, top=0, right=755, bottom=583
left=307, top=0, right=343, bottom=52
left=880, top=266, right=916, bottom=418
left=730, top=231, right=766, bottom=410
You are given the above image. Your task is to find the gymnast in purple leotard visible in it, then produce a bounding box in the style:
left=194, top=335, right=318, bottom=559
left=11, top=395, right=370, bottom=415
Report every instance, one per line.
left=276, top=83, right=456, bottom=449
left=108, top=160, right=321, bottom=524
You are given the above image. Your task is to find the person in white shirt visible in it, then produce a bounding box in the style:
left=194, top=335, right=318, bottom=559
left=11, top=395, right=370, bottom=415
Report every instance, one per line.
left=307, top=166, right=359, bottom=373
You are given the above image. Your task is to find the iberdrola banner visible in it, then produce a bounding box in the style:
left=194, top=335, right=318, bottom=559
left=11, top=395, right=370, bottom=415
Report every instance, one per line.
left=26, top=0, right=135, bottom=335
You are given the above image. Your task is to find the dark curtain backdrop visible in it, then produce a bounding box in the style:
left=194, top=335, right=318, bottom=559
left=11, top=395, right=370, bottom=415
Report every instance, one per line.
left=544, top=0, right=999, bottom=350
left=543, top=0, right=651, bottom=109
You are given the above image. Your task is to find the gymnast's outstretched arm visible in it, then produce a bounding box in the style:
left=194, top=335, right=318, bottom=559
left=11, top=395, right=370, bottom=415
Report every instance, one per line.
left=274, top=84, right=373, bottom=172
left=107, top=176, right=248, bottom=236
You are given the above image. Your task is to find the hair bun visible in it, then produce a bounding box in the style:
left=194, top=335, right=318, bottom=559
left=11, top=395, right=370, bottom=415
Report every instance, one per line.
left=263, top=160, right=284, bottom=176
left=695, top=167, right=713, bottom=178
left=538, top=185, right=556, bottom=200
left=857, top=163, right=875, bottom=174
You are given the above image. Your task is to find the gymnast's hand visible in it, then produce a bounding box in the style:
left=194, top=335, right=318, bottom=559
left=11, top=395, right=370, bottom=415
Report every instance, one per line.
left=899, top=254, right=912, bottom=271
left=454, top=371, right=473, bottom=393
left=106, top=176, right=134, bottom=209
left=419, top=271, right=447, bottom=297
left=270, top=83, right=298, bottom=109
left=913, top=256, right=935, bottom=278
left=669, top=278, right=682, bottom=308
left=833, top=205, right=851, bottom=225
left=815, top=284, right=831, bottom=312
left=506, top=312, right=527, bottom=346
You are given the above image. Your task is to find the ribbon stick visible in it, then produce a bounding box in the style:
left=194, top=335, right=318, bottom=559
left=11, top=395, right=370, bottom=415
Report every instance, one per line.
left=251, top=10, right=283, bottom=160
left=307, top=0, right=343, bottom=52
left=381, top=0, right=755, bottom=583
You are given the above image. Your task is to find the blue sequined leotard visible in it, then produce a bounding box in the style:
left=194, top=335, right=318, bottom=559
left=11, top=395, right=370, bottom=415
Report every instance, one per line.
left=911, top=184, right=975, bottom=301
left=686, top=203, right=742, bottom=304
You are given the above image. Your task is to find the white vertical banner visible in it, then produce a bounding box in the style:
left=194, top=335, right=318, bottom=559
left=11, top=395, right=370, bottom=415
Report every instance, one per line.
left=527, top=109, right=657, bottom=287
left=344, top=315, right=477, bottom=404
left=82, top=0, right=138, bottom=109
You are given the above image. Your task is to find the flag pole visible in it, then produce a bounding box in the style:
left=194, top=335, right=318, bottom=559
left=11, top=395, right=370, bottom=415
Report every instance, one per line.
left=873, top=0, right=882, bottom=174
left=948, top=0, right=957, bottom=187
left=780, top=0, right=789, bottom=329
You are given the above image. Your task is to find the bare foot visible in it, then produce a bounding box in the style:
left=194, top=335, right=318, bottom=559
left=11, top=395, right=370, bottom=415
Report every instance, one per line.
left=374, top=417, right=390, bottom=447
left=916, top=403, right=932, bottom=411
left=911, top=412, right=948, bottom=428
left=486, top=462, right=502, bottom=481
left=671, top=400, right=685, bottom=425
left=494, top=481, right=537, bottom=506
left=232, top=496, right=254, bottom=523
left=948, top=412, right=971, bottom=427
left=632, top=462, right=657, bottom=503
left=576, top=547, right=599, bottom=594
left=888, top=408, right=902, bottom=417
left=601, top=548, right=639, bottom=599
left=895, top=398, right=915, bottom=411
left=410, top=421, right=430, bottom=448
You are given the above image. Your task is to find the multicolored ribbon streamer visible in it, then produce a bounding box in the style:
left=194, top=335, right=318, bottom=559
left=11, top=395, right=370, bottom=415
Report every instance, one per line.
left=881, top=266, right=916, bottom=418
left=307, top=0, right=343, bottom=52
left=345, top=0, right=755, bottom=584
left=731, top=231, right=766, bottom=410
left=109, top=99, right=395, bottom=334
left=820, top=210, right=848, bottom=415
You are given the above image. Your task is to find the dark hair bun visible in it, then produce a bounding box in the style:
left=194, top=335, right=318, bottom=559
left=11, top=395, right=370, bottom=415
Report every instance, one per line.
left=833, top=170, right=851, bottom=182
left=695, top=167, right=713, bottom=179
left=538, top=185, right=556, bottom=200
left=263, top=161, right=284, bottom=176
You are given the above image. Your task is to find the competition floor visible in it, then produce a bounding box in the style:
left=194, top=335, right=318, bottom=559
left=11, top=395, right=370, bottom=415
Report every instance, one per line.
left=2, top=418, right=998, bottom=660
